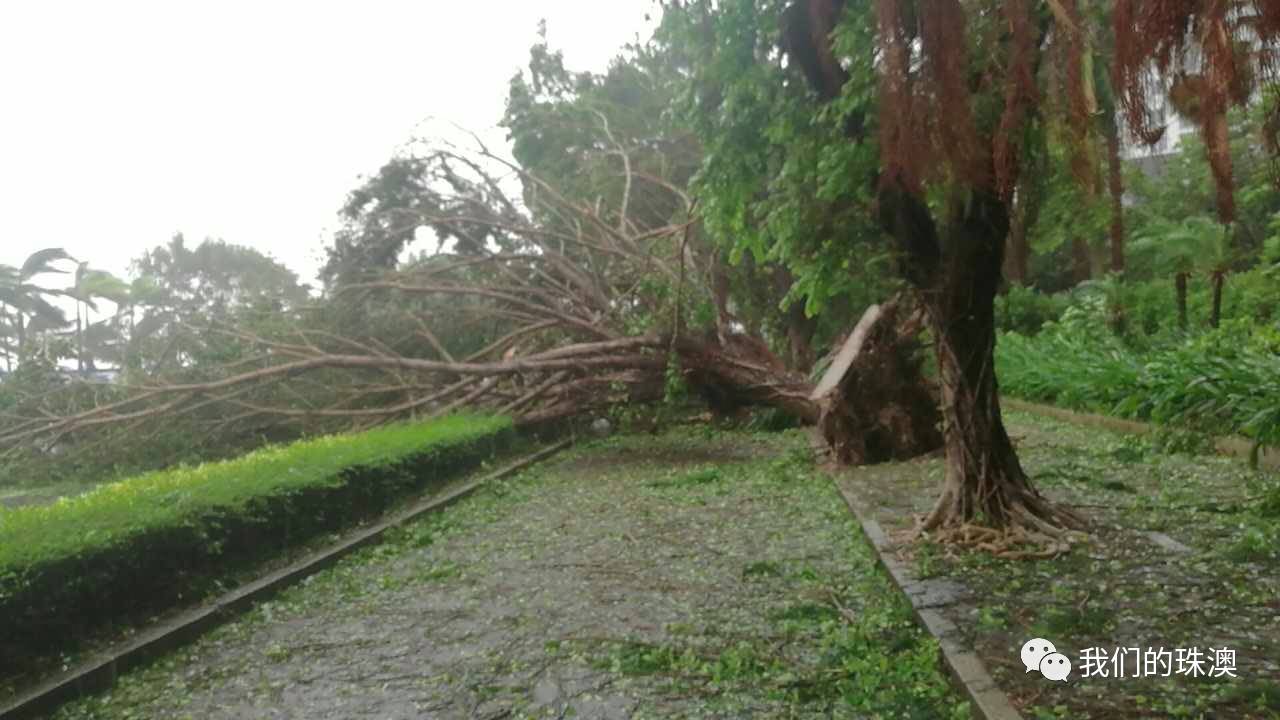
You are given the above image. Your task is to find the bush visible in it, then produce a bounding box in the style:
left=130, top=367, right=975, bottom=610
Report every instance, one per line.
left=995, top=285, right=1069, bottom=335
left=998, top=319, right=1280, bottom=456
left=997, top=327, right=1142, bottom=413
left=1227, top=266, right=1280, bottom=325
left=1109, top=267, right=1280, bottom=341
left=0, top=413, right=513, bottom=673
left=748, top=406, right=803, bottom=432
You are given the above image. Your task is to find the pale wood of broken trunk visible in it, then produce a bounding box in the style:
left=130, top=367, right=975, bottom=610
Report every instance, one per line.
left=811, top=303, right=883, bottom=401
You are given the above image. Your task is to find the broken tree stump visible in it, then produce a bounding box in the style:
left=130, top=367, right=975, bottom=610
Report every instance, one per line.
left=812, top=296, right=942, bottom=465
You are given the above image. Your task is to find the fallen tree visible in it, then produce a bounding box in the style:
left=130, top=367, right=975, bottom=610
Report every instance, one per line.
left=0, top=142, right=940, bottom=468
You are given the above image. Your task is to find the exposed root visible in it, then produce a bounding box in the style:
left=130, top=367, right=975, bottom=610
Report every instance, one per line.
left=913, top=497, right=1089, bottom=559
left=915, top=523, right=1075, bottom=559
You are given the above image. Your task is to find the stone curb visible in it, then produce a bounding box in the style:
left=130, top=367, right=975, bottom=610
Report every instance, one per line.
left=811, top=432, right=1023, bottom=720
left=834, top=480, right=1025, bottom=720
left=0, top=439, right=573, bottom=720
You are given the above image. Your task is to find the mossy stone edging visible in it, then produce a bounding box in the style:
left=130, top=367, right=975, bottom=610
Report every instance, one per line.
left=0, top=438, right=571, bottom=720
left=812, top=432, right=1023, bottom=720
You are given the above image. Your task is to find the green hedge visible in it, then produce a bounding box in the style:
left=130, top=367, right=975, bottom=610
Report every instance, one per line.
left=0, top=413, right=513, bottom=673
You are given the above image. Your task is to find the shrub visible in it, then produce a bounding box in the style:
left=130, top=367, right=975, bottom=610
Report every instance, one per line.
left=1108, top=268, right=1280, bottom=341
left=998, top=321, right=1280, bottom=456
left=997, top=328, right=1142, bottom=413
left=0, top=413, right=513, bottom=673
left=995, top=285, right=1069, bottom=335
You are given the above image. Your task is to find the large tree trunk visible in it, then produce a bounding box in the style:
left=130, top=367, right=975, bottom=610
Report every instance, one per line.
left=783, top=0, right=1080, bottom=545
left=877, top=186, right=1080, bottom=539
left=678, top=333, right=820, bottom=424
left=922, top=301, right=1067, bottom=532
left=507, top=324, right=939, bottom=465
left=677, top=318, right=941, bottom=465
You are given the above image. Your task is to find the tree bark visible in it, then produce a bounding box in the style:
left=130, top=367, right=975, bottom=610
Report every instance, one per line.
left=678, top=333, right=819, bottom=424
left=1175, top=271, right=1189, bottom=329
left=1209, top=270, right=1225, bottom=328
left=921, top=193, right=1075, bottom=534
left=1106, top=120, right=1126, bottom=274
left=879, top=185, right=1079, bottom=536
left=1070, top=236, right=1092, bottom=284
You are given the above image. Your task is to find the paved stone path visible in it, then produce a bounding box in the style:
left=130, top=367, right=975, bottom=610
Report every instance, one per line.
left=52, top=430, right=964, bottom=720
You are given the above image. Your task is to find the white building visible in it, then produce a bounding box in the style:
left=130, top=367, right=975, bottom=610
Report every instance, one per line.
left=1120, top=104, right=1197, bottom=161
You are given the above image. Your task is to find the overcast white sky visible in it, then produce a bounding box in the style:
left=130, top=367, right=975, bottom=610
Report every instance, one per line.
left=0, top=1, right=657, bottom=288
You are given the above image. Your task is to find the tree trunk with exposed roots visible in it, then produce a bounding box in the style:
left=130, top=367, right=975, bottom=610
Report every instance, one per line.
left=779, top=0, right=1093, bottom=545
left=927, top=196, right=1082, bottom=537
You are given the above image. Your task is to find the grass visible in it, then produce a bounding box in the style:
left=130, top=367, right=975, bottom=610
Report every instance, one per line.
left=0, top=479, right=93, bottom=507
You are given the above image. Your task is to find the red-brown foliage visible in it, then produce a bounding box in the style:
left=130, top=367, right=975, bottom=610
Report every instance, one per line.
left=918, top=0, right=987, bottom=187
left=994, top=0, right=1040, bottom=200
left=873, top=0, right=1001, bottom=194
left=1056, top=0, right=1100, bottom=194
left=873, top=0, right=926, bottom=193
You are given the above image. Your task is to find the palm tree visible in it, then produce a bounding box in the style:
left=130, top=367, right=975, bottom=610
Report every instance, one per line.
left=0, top=248, right=75, bottom=363
left=67, top=263, right=130, bottom=371
left=1131, top=215, right=1232, bottom=329
left=0, top=310, right=14, bottom=373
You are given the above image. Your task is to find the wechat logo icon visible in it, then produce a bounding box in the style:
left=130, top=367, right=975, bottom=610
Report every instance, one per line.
left=1022, top=638, right=1072, bottom=682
